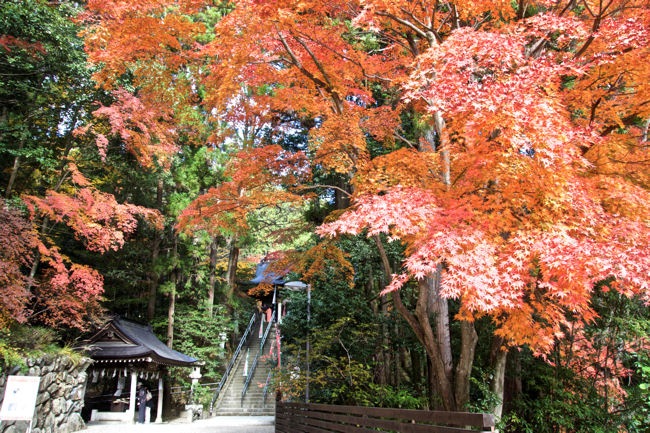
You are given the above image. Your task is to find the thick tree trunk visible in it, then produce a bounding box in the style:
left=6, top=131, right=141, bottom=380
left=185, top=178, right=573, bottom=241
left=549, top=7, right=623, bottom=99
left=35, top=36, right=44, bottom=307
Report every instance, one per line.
left=429, top=265, right=452, bottom=380
left=414, top=278, right=456, bottom=410
left=374, top=234, right=456, bottom=410
left=334, top=177, right=351, bottom=210
left=454, top=320, right=478, bottom=409
left=490, top=346, right=508, bottom=418
left=206, top=235, right=219, bottom=315
left=147, top=178, right=164, bottom=321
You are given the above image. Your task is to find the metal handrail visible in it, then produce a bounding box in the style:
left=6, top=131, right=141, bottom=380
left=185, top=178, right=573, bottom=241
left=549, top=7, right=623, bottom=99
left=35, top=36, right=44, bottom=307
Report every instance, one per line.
left=241, top=310, right=275, bottom=406
left=262, top=370, right=272, bottom=408
left=209, top=311, right=257, bottom=415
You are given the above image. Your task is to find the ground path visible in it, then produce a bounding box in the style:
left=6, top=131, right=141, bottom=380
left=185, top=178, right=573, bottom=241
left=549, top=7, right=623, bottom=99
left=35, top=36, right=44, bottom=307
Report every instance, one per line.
left=84, top=416, right=274, bottom=433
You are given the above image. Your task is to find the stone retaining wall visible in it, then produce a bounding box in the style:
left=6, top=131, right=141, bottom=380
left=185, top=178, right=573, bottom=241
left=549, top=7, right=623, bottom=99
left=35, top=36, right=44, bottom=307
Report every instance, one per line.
left=0, top=354, right=91, bottom=433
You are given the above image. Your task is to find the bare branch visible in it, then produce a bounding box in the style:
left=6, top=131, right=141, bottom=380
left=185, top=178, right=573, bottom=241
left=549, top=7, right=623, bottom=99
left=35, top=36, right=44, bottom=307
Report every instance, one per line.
left=297, top=184, right=352, bottom=197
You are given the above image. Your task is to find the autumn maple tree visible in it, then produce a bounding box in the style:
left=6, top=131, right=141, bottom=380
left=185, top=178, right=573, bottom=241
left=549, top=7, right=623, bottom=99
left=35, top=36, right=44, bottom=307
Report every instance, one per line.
left=0, top=0, right=168, bottom=331
left=81, top=0, right=649, bottom=416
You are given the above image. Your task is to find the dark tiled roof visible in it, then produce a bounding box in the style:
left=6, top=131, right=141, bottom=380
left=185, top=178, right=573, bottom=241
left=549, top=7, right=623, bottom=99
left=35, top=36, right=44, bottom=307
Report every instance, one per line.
left=87, top=317, right=197, bottom=367
left=248, top=261, right=285, bottom=285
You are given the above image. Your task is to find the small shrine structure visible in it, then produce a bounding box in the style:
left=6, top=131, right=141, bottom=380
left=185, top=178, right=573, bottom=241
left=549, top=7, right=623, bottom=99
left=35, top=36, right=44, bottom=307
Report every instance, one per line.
left=84, top=316, right=198, bottom=423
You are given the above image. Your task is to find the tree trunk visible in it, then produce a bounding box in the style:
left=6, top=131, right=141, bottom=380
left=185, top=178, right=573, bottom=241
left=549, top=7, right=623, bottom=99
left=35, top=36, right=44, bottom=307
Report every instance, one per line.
left=26, top=218, right=49, bottom=292
left=454, top=320, right=478, bottom=410
left=421, top=123, right=458, bottom=407
left=5, top=151, right=22, bottom=198
left=147, top=177, right=164, bottom=321
left=429, top=265, right=452, bottom=381
left=224, top=237, right=239, bottom=312
left=334, top=177, right=351, bottom=210
left=513, top=350, right=522, bottom=397
left=414, top=278, right=456, bottom=410
left=207, top=235, right=219, bottom=315
left=399, top=345, right=411, bottom=385
left=374, top=234, right=456, bottom=410
left=426, top=355, right=441, bottom=410
left=410, top=348, right=422, bottom=394
left=167, top=285, right=176, bottom=348
left=490, top=345, right=508, bottom=418
left=393, top=321, right=400, bottom=387
left=381, top=294, right=391, bottom=386
left=146, top=230, right=161, bottom=321
left=4, top=104, right=24, bottom=197
left=167, top=235, right=178, bottom=348
left=369, top=276, right=390, bottom=386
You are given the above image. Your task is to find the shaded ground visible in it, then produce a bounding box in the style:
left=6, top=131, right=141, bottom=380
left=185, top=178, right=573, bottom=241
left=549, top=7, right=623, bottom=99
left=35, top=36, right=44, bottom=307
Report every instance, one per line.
left=84, top=416, right=274, bottom=433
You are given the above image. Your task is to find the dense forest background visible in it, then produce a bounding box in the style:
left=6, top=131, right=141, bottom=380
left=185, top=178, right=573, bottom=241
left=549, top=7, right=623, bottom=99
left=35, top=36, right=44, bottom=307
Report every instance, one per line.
left=1, top=1, right=649, bottom=432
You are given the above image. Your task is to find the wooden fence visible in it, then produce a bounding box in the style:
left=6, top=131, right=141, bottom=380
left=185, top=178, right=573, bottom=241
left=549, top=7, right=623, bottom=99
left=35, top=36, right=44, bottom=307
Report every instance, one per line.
left=276, top=402, right=496, bottom=433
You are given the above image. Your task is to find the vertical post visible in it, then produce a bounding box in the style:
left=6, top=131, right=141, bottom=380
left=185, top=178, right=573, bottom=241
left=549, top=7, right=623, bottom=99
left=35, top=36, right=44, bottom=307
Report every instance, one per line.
left=156, top=377, right=163, bottom=423
left=306, top=284, right=311, bottom=404
left=128, top=371, right=137, bottom=423
left=189, top=366, right=202, bottom=404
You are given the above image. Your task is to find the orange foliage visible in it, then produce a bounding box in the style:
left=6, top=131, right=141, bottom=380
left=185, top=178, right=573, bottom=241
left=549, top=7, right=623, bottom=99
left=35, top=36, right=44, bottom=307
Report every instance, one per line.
left=35, top=243, right=104, bottom=330
left=271, top=242, right=355, bottom=289
left=84, top=0, right=650, bottom=366
left=178, top=145, right=311, bottom=234
left=25, top=185, right=163, bottom=254
left=20, top=163, right=162, bottom=329
left=90, top=89, right=179, bottom=168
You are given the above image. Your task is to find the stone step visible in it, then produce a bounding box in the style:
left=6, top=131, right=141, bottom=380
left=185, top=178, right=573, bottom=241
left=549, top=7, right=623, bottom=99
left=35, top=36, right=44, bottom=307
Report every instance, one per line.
left=212, top=321, right=276, bottom=414
left=219, top=398, right=267, bottom=404
left=219, top=398, right=271, bottom=409
left=213, top=411, right=275, bottom=416
left=220, top=394, right=266, bottom=401
left=220, top=397, right=269, bottom=404
left=218, top=402, right=275, bottom=413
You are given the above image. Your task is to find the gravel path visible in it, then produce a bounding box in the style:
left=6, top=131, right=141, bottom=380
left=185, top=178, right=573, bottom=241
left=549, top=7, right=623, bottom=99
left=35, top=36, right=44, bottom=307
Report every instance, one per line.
left=84, top=416, right=274, bottom=433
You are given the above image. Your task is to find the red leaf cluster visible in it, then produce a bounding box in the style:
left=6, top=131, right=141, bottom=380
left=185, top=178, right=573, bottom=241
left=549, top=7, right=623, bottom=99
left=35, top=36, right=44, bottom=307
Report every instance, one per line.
left=25, top=187, right=162, bottom=254
left=0, top=200, right=38, bottom=325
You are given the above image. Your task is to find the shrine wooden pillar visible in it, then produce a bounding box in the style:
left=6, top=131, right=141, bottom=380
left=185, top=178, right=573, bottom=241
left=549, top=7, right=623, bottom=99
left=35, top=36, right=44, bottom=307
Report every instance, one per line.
left=128, top=370, right=137, bottom=423
left=156, top=377, right=163, bottom=423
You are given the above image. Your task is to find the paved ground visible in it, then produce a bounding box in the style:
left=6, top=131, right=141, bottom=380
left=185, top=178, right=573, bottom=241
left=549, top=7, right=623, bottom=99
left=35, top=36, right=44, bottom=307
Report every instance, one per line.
left=84, top=416, right=274, bottom=433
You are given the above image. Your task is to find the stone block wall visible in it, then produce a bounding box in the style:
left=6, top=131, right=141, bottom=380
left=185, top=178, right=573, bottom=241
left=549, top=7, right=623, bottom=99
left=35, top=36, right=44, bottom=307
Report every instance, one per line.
left=0, top=354, right=92, bottom=433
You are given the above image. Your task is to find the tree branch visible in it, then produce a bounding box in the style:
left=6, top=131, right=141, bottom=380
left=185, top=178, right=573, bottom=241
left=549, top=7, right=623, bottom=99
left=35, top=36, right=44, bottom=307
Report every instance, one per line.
left=297, top=184, right=352, bottom=197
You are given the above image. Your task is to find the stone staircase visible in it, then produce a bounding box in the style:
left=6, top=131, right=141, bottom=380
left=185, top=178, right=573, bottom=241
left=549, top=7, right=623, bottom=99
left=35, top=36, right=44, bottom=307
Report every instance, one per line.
left=212, top=320, right=276, bottom=416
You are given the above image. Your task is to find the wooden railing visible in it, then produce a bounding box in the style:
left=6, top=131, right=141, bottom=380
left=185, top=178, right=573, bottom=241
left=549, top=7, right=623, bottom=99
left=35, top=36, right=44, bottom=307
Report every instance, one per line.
left=276, top=402, right=496, bottom=433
